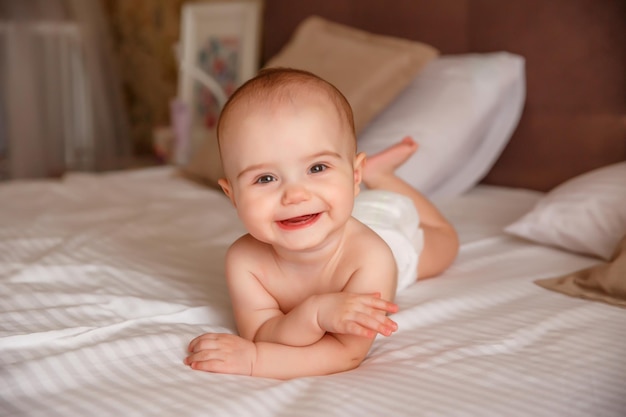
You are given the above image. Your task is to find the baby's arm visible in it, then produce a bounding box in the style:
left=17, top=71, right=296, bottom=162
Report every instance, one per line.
left=186, top=332, right=376, bottom=379
left=226, top=237, right=398, bottom=347
left=224, top=237, right=326, bottom=346
left=256, top=291, right=398, bottom=345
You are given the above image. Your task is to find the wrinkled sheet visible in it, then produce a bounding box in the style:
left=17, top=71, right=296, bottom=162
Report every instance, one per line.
left=1, top=168, right=625, bottom=417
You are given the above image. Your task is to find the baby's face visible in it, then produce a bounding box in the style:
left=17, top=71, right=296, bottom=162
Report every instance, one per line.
left=218, top=93, right=363, bottom=252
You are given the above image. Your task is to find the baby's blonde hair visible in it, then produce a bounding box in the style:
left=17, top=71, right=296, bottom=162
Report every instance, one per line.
left=216, top=68, right=356, bottom=150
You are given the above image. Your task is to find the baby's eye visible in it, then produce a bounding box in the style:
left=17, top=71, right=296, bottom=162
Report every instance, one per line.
left=255, top=175, right=276, bottom=184
left=309, top=164, right=327, bottom=174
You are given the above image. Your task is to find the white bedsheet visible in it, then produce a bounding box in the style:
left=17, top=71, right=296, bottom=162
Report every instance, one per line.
left=1, top=168, right=624, bottom=417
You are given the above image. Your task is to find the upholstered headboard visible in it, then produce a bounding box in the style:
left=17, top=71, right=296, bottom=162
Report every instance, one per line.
left=260, top=0, right=626, bottom=191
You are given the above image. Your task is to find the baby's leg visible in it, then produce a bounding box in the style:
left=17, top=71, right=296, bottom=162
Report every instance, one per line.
left=362, top=136, right=434, bottom=230
left=362, top=136, right=459, bottom=279
left=361, top=136, right=418, bottom=189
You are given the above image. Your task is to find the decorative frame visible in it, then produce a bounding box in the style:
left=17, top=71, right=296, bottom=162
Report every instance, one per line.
left=174, top=0, right=262, bottom=164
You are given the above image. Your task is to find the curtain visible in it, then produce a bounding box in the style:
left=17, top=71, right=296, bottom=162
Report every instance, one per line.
left=0, top=0, right=130, bottom=180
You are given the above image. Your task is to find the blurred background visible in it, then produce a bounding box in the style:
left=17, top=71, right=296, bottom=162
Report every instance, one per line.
left=0, top=0, right=203, bottom=180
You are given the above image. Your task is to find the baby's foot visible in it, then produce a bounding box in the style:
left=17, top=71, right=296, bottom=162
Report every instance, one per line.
left=362, top=136, right=418, bottom=188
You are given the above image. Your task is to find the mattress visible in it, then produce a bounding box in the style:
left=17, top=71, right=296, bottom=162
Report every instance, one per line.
left=1, top=167, right=624, bottom=417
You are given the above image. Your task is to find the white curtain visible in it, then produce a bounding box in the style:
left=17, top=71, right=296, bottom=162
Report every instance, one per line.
left=0, top=0, right=130, bottom=180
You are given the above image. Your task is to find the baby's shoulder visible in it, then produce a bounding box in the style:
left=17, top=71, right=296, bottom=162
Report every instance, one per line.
left=226, top=233, right=268, bottom=261
left=346, top=218, right=395, bottom=260
left=341, top=218, right=398, bottom=294
left=348, top=216, right=387, bottom=242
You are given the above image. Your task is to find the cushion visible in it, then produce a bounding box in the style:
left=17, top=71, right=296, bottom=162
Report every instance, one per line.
left=535, top=233, right=626, bottom=308
left=178, top=126, right=223, bottom=189
left=505, top=162, right=626, bottom=260
left=357, top=52, right=526, bottom=198
left=264, top=15, right=439, bottom=134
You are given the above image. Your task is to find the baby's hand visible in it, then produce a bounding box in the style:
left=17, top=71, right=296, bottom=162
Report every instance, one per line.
left=185, top=333, right=257, bottom=375
left=315, top=292, right=398, bottom=338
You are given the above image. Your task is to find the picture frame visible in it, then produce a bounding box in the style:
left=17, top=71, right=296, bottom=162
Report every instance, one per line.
left=174, top=0, right=263, bottom=165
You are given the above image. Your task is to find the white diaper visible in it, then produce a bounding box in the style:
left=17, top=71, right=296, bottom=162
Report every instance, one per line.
left=352, top=190, right=424, bottom=292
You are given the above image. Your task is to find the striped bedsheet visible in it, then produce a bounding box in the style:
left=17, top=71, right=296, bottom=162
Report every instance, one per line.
left=1, top=168, right=624, bottom=417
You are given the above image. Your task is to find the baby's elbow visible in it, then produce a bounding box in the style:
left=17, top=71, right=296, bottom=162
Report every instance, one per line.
left=329, top=352, right=366, bottom=374
left=346, top=353, right=367, bottom=371
left=329, top=336, right=370, bottom=373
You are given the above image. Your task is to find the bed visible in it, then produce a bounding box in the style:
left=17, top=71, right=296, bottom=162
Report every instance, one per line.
left=1, top=1, right=625, bottom=416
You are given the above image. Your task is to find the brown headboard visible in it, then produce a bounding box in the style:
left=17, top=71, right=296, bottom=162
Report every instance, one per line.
left=261, top=0, right=626, bottom=191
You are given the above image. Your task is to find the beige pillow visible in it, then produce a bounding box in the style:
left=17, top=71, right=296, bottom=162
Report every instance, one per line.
left=178, top=127, right=224, bottom=189
left=265, top=16, right=439, bottom=134
left=535, top=234, right=626, bottom=308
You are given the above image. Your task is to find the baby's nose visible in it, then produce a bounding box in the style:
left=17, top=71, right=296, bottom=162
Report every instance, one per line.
left=281, top=183, right=311, bottom=205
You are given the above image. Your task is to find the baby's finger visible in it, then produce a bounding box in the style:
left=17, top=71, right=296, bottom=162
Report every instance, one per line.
left=185, top=347, right=220, bottom=366
left=372, top=311, right=398, bottom=333
left=190, top=359, right=229, bottom=373
left=364, top=296, right=399, bottom=314
left=376, top=316, right=398, bottom=336
left=187, top=333, right=220, bottom=352
left=354, top=312, right=398, bottom=337
left=186, top=353, right=227, bottom=373
left=346, top=321, right=377, bottom=339
left=382, top=316, right=399, bottom=333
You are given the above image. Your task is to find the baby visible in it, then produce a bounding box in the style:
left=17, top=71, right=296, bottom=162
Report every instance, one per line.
left=185, top=68, right=459, bottom=379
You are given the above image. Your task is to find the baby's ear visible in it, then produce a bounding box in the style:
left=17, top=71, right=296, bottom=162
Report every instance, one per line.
left=353, top=152, right=366, bottom=195
left=217, top=178, right=236, bottom=207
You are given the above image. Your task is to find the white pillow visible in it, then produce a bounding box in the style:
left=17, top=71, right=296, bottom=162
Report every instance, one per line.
left=357, top=52, right=526, bottom=198
left=505, top=162, right=626, bottom=260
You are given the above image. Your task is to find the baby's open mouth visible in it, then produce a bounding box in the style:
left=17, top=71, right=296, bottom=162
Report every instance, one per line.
left=277, top=213, right=320, bottom=229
